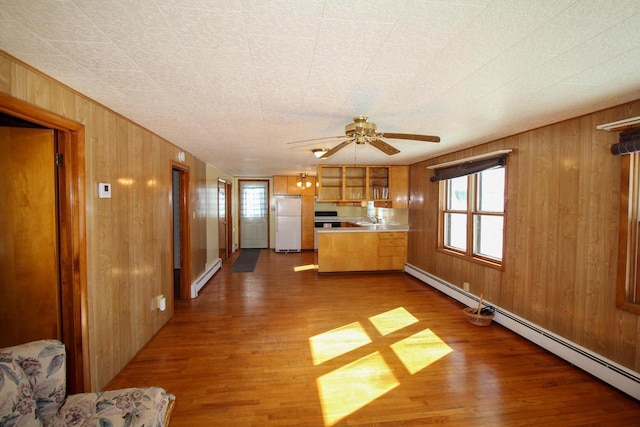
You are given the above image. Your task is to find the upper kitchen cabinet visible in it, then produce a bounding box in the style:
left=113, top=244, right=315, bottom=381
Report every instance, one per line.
left=318, top=166, right=342, bottom=200
left=344, top=166, right=366, bottom=200
left=369, top=167, right=389, bottom=202
left=273, top=175, right=316, bottom=196
left=273, top=176, right=290, bottom=195
left=317, top=165, right=408, bottom=206
left=388, top=166, right=408, bottom=209
left=301, top=176, right=316, bottom=196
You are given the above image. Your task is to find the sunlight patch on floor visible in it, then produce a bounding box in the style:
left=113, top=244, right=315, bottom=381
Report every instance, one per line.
left=390, top=328, right=453, bottom=374
left=368, top=307, right=419, bottom=336
left=294, top=264, right=317, bottom=272
left=309, top=322, right=372, bottom=365
left=310, top=307, right=454, bottom=426
left=317, top=351, right=399, bottom=426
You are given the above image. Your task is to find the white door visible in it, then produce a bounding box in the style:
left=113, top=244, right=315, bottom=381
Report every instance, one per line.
left=240, top=180, right=269, bottom=248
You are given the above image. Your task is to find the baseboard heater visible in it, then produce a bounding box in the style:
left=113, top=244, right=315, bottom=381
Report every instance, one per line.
left=404, top=263, right=640, bottom=401
left=190, top=258, right=222, bottom=298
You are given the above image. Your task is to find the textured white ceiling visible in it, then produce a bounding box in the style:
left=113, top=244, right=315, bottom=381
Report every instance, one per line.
left=1, top=0, right=640, bottom=177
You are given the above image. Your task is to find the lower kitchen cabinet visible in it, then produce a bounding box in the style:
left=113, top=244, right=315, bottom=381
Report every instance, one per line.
left=317, top=231, right=407, bottom=273
left=378, top=232, right=407, bottom=270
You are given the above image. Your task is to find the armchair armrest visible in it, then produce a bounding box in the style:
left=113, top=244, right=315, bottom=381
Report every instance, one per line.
left=1, top=339, right=66, bottom=418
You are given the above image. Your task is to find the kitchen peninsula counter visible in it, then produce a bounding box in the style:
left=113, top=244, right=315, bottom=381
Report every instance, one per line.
left=317, top=223, right=408, bottom=273
left=316, top=223, right=409, bottom=233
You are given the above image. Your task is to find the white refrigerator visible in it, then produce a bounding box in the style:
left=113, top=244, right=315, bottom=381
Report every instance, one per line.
left=275, top=196, right=302, bottom=252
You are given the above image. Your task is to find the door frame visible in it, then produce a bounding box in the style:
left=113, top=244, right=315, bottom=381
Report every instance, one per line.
left=238, top=179, right=270, bottom=249
left=171, top=162, right=191, bottom=300
left=0, top=93, right=89, bottom=392
left=218, top=179, right=233, bottom=261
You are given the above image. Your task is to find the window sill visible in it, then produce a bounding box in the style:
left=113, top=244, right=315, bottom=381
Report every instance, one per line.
left=617, top=301, right=640, bottom=315
left=437, top=247, right=504, bottom=271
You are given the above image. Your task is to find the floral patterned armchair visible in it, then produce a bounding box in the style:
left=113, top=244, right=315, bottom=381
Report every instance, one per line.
left=0, top=339, right=175, bottom=426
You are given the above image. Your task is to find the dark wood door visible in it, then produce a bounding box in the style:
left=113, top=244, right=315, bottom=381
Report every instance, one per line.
left=218, top=179, right=228, bottom=261
left=0, top=127, right=60, bottom=347
left=218, top=180, right=232, bottom=261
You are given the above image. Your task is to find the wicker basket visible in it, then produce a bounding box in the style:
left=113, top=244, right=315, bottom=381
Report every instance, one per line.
left=463, top=293, right=494, bottom=326
left=462, top=307, right=494, bottom=326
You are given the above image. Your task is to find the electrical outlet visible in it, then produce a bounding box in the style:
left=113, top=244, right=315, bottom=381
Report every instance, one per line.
left=463, top=282, right=470, bottom=292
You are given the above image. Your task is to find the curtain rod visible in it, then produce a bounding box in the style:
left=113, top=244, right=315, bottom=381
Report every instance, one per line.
left=427, top=149, right=513, bottom=170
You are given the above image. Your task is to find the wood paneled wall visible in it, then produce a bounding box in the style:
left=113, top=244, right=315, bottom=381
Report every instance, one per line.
left=408, top=99, right=640, bottom=372
left=0, top=51, right=209, bottom=389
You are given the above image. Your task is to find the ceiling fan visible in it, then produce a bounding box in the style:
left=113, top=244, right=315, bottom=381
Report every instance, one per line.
left=288, top=116, right=440, bottom=159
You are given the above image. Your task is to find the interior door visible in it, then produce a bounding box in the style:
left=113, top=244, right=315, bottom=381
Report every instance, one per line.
left=0, top=127, right=60, bottom=346
left=239, top=180, right=269, bottom=249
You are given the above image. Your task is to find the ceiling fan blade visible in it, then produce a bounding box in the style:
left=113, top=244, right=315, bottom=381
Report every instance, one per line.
left=321, top=140, right=353, bottom=159
left=286, top=135, right=345, bottom=145
left=369, top=138, right=400, bottom=155
left=380, top=132, right=440, bottom=143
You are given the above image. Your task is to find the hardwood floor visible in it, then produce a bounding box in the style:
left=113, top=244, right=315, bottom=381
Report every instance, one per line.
left=107, top=250, right=640, bottom=426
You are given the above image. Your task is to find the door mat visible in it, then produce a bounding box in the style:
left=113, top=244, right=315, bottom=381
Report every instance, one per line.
left=230, top=249, right=261, bottom=272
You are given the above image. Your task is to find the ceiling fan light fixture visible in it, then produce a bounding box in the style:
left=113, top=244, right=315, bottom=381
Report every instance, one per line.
left=312, top=148, right=329, bottom=158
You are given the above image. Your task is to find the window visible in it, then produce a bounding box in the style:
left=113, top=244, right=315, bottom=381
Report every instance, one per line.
left=240, top=185, right=267, bottom=218
left=437, top=159, right=506, bottom=268
left=617, top=153, right=640, bottom=314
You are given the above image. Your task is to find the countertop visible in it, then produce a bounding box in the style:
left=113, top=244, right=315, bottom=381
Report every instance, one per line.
left=316, top=222, right=409, bottom=233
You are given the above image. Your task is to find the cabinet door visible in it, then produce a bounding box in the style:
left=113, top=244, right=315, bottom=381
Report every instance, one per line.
left=273, top=176, right=289, bottom=195
left=344, top=166, right=366, bottom=200
left=368, top=166, right=390, bottom=201
left=389, top=166, right=409, bottom=208
left=287, top=176, right=302, bottom=195
left=302, top=176, right=316, bottom=196
left=318, top=166, right=343, bottom=200
left=301, top=194, right=315, bottom=250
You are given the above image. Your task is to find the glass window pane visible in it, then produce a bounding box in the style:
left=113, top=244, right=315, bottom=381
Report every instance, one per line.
left=474, top=215, right=503, bottom=260
left=447, top=176, right=467, bottom=210
left=477, top=167, right=504, bottom=212
left=241, top=186, right=267, bottom=218
left=444, top=213, right=467, bottom=251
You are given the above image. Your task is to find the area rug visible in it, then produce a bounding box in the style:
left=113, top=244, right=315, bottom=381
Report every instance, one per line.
left=230, top=249, right=261, bottom=272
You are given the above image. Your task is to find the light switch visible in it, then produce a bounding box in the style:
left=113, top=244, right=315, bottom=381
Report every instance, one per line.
left=98, top=183, right=112, bottom=198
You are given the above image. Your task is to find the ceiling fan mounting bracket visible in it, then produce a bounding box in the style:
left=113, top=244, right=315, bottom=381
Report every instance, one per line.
left=345, top=116, right=377, bottom=139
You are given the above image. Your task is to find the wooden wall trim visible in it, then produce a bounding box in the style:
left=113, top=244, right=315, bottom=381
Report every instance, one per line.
left=0, top=92, right=81, bottom=131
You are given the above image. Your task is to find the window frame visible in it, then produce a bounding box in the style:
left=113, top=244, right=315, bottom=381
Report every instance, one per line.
left=616, top=154, right=640, bottom=314
left=437, top=165, right=507, bottom=270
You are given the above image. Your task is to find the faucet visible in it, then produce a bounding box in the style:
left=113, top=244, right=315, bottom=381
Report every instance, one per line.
left=368, top=216, right=378, bottom=224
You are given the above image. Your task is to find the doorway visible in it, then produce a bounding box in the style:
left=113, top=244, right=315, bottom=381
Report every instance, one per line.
left=239, top=180, right=269, bottom=249
left=172, top=164, right=190, bottom=300
left=0, top=95, right=88, bottom=393
left=218, top=179, right=232, bottom=261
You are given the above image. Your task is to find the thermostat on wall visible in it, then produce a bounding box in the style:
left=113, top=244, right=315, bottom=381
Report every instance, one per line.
left=98, top=182, right=112, bottom=198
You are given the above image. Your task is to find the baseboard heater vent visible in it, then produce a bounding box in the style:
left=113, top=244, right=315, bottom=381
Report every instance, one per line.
left=191, top=258, right=222, bottom=298
left=404, top=263, right=640, bottom=401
